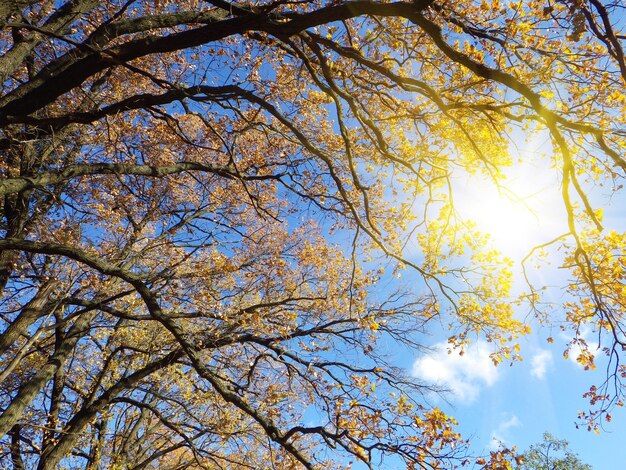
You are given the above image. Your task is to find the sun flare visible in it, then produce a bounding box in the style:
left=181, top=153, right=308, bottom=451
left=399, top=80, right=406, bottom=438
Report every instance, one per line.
left=454, top=167, right=564, bottom=260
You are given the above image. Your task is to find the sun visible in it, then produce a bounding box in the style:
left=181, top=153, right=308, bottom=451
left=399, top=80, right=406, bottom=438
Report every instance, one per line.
left=453, top=165, right=564, bottom=260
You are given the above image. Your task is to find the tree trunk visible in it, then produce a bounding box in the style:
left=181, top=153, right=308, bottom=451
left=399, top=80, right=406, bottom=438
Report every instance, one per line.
left=0, top=310, right=96, bottom=438
left=0, top=281, right=60, bottom=356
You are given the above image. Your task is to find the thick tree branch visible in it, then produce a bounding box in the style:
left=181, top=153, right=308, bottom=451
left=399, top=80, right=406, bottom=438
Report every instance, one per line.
left=0, top=161, right=282, bottom=196
left=0, top=1, right=434, bottom=117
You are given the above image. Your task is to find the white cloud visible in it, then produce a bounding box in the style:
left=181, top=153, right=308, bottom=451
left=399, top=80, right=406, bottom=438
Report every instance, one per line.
left=565, top=328, right=600, bottom=369
left=412, top=340, right=499, bottom=404
left=489, top=414, right=521, bottom=450
left=530, top=349, right=553, bottom=379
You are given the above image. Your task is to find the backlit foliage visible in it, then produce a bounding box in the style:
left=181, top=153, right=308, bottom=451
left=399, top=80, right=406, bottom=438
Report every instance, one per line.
left=0, top=0, right=625, bottom=468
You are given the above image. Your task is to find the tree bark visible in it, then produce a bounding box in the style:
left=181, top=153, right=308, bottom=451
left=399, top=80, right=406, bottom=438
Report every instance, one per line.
left=0, top=281, right=60, bottom=356
left=0, top=310, right=96, bottom=438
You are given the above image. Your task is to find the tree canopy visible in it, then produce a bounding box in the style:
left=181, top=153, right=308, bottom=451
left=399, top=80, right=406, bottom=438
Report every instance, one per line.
left=517, top=433, right=593, bottom=470
left=0, top=0, right=625, bottom=468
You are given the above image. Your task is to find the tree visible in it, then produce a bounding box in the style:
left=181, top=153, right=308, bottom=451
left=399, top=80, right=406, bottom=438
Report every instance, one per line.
left=517, top=433, right=593, bottom=470
left=0, top=0, right=625, bottom=468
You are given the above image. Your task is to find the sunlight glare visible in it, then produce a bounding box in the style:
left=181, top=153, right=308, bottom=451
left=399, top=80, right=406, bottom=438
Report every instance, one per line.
left=454, top=163, right=564, bottom=260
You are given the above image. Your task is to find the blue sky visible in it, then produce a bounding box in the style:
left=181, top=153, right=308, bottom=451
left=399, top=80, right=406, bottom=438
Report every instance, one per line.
left=408, top=332, right=625, bottom=469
